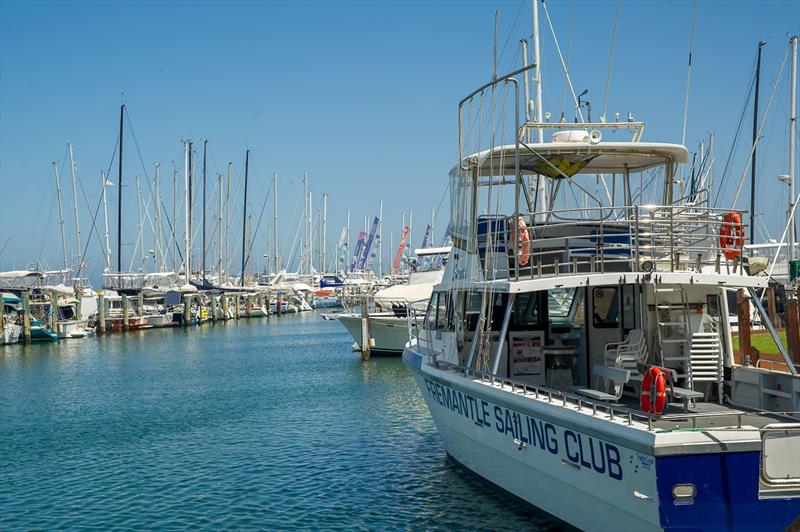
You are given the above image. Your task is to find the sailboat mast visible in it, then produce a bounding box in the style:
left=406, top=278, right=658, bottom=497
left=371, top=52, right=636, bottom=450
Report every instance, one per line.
left=154, top=163, right=162, bottom=271
left=67, top=143, right=81, bottom=272
left=789, top=35, right=798, bottom=263
left=241, top=150, right=249, bottom=287
left=202, top=139, right=207, bottom=285
left=273, top=172, right=279, bottom=274
left=102, top=171, right=111, bottom=268
left=750, top=41, right=765, bottom=246
left=53, top=161, right=69, bottom=271
left=136, top=175, right=144, bottom=268
left=378, top=200, right=383, bottom=276
left=322, top=192, right=328, bottom=274
left=117, top=103, right=124, bottom=272
left=303, top=169, right=309, bottom=275
left=226, top=162, right=232, bottom=282
left=172, top=166, right=177, bottom=272
left=183, top=140, right=191, bottom=285
left=218, top=172, right=223, bottom=279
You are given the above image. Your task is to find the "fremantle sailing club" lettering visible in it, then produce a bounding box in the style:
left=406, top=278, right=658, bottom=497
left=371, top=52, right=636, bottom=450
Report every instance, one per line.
left=423, top=378, right=623, bottom=480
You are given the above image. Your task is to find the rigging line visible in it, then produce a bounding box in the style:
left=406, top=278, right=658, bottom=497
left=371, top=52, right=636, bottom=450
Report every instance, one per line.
left=542, top=0, right=584, bottom=123
left=275, top=178, right=302, bottom=269
left=679, top=1, right=697, bottom=150
left=244, top=175, right=274, bottom=272
left=75, top=168, right=111, bottom=271
left=561, top=0, right=576, bottom=119
left=123, top=106, right=151, bottom=184
left=497, top=0, right=526, bottom=68
left=714, top=63, right=757, bottom=206
left=76, top=178, right=110, bottom=279
left=730, top=44, right=790, bottom=207
left=601, top=0, right=621, bottom=120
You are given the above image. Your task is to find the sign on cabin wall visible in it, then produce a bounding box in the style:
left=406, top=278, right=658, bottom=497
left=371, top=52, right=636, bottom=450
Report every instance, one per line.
left=509, top=331, right=544, bottom=380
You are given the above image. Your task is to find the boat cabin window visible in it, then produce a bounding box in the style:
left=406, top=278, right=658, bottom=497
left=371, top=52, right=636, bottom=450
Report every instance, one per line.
left=513, top=292, right=544, bottom=328
left=426, top=292, right=454, bottom=331
left=592, top=287, right=619, bottom=328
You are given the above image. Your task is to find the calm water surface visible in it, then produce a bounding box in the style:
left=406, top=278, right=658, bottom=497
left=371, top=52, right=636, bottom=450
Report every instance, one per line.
left=0, top=313, right=562, bottom=530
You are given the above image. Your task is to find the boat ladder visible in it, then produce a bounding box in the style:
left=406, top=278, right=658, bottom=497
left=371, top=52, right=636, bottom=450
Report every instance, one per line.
left=654, top=285, right=691, bottom=376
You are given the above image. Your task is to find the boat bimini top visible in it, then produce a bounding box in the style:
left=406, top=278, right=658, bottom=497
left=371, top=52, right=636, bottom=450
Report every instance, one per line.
left=450, top=140, right=689, bottom=179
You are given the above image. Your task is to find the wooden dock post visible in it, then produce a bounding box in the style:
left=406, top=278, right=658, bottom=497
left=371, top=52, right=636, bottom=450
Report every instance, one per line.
left=766, top=286, right=781, bottom=329
left=277, top=294, right=282, bottom=316
left=183, top=294, right=191, bottom=326
left=360, top=298, right=371, bottom=361
left=48, top=289, right=58, bottom=333
left=98, top=293, right=106, bottom=334
left=210, top=293, right=218, bottom=322
left=21, top=291, right=31, bottom=343
left=122, top=293, right=130, bottom=330
left=786, top=292, right=800, bottom=366
left=235, top=294, right=241, bottom=320
left=222, top=293, right=229, bottom=320
left=736, top=289, right=752, bottom=365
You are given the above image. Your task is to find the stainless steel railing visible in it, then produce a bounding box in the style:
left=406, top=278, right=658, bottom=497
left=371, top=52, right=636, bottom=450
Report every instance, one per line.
left=475, top=205, right=748, bottom=281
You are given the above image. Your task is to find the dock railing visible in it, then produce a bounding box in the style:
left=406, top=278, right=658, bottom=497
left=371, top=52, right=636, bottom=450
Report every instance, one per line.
left=477, top=205, right=748, bottom=281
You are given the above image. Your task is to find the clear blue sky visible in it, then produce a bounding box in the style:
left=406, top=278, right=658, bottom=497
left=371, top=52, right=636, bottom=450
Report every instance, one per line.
left=1, top=0, right=798, bottom=281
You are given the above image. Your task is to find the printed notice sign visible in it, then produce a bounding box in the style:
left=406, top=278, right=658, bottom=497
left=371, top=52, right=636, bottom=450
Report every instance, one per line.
left=509, top=331, right=544, bottom=376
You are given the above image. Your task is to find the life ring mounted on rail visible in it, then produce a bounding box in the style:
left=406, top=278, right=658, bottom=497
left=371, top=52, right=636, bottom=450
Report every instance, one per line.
left=719, top=211, right=744, bottom=261
left=641, top=366, right=667, bottom=415
left=515, top=216, right=531, bottom=267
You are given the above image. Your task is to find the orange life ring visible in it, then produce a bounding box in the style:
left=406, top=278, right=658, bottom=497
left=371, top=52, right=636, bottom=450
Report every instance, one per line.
left=641, top=366, right=667, bottom=415
left=719, top=211, right=744, bottom=261
left=516, top=216, right=530, bottom=266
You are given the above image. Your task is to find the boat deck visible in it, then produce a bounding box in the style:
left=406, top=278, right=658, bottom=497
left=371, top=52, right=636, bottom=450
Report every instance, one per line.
left=434, top=361, right=795, bottom=433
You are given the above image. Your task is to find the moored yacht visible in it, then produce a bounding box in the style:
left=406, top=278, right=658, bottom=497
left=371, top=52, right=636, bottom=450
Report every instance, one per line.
left=337, top=247, right=449, bottom=356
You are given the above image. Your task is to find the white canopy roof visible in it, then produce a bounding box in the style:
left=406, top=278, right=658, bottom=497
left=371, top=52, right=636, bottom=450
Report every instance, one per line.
left=450, top=141, right=688, bottom=178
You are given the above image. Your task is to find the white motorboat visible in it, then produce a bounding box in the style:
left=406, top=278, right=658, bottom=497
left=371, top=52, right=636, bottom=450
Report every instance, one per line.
left=402, top=56, right=800, bottom=530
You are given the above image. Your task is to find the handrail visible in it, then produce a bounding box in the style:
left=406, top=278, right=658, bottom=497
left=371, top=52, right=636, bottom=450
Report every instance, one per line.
left=470, top=204, right=749, bottom=280
left=430, top=361, right=782, bottom=432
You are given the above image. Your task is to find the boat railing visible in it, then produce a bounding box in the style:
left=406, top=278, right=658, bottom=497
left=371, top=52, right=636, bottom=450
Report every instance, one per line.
left=102, top=272, right=148, bottom=291
left=478, top=204, right=748, bottom=281
left=442, top=361, right=770, bottom=432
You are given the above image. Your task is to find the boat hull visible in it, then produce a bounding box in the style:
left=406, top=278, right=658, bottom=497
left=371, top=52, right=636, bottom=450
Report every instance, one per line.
left=402, top=347, right=800, bottom=531
left=338, top=313, right=409, bottom=355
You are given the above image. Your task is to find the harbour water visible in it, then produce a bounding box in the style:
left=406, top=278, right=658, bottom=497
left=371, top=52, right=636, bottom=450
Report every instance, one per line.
left=0, top=312, right=560, bottom=530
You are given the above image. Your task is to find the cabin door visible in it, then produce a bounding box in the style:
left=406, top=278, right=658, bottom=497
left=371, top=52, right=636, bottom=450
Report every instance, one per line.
left=586, top=286, right=626, bottom=377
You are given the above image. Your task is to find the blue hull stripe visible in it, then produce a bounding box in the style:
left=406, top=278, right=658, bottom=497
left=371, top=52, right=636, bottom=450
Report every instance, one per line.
left=656, top=452, right=800, bottom=531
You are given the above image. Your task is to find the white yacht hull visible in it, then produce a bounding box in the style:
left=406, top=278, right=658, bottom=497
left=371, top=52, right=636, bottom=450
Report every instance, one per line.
left=403, top=348, right=661, bottom=531
left=56, top=320, right=91, bottom=339
left=338, top=313, right=410, bottom=355
left=3, top=322, right=21, bottom=344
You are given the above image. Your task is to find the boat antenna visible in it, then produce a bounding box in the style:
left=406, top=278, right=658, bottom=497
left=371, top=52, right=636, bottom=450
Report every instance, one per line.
left=750, top=41, right=765, bottom=245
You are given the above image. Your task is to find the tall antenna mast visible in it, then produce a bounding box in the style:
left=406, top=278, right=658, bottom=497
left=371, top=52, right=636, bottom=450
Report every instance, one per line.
left=751, top=41, right=765, bottom=245
left=532, top=0, right=544, bottom=143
